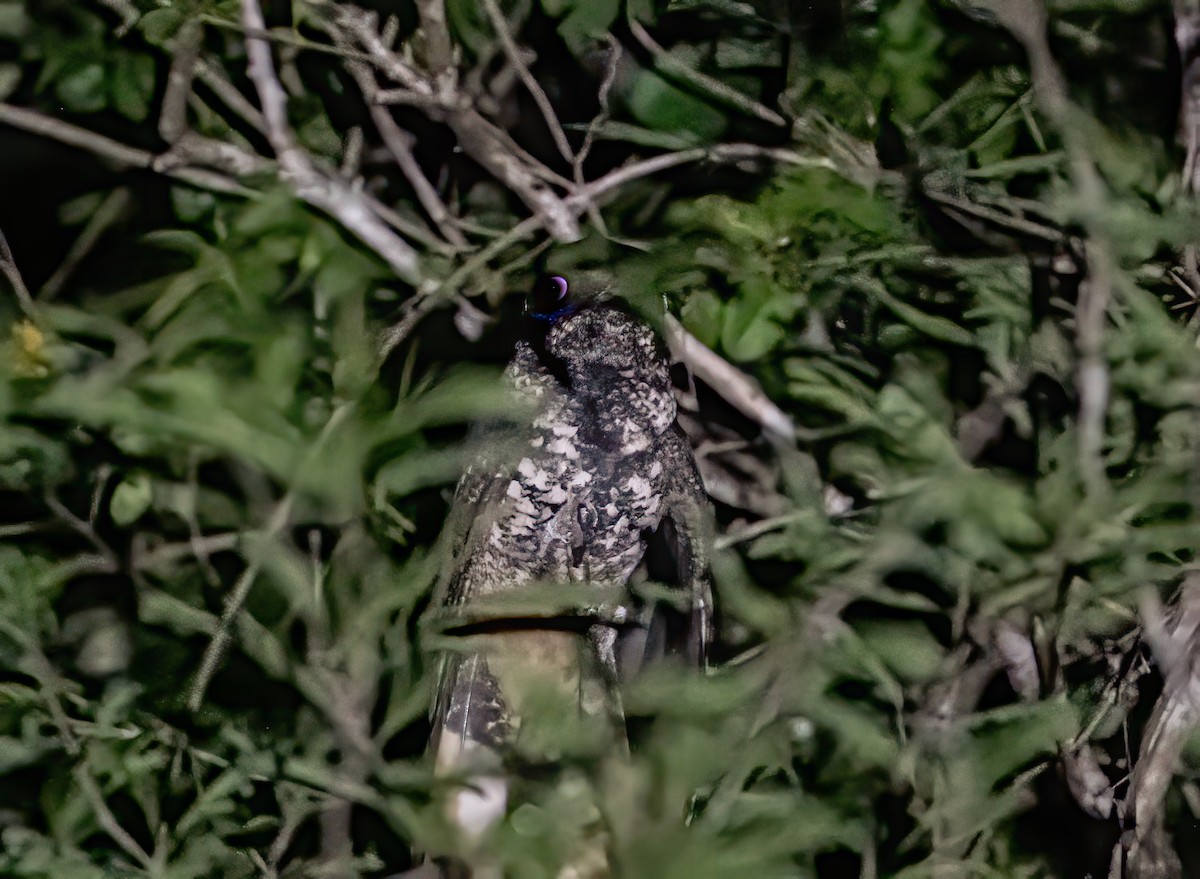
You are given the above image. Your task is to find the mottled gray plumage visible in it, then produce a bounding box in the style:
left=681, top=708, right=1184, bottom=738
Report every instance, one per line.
left=427, top=292, right=712, bottom=870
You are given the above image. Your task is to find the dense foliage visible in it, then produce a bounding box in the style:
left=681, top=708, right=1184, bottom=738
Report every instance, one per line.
left=1, top=0, right=1198, bottom=877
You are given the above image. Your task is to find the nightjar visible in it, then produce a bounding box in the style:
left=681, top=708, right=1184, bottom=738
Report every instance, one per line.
left=427, top=275, right=713, bottom=873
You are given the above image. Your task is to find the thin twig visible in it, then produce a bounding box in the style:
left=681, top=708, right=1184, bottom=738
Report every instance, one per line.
left=0, top=102, right=156, bottom=168
left=136, top=532, right=241, bottom=570
left=376, top=143, right=832, bottom=356
left=45, top=489, right=119, bottom=574
left=992, top=0, right=1112, bottom=498
left=664, top=315, right=795, bottom=445
left=480, top=0, right=573, bottom=163
left=96, top=0, right=139, bottom=36
left=0, top=102, right=254, bottom=196
left=414, top=0, right=454, bottom=77
left=572, top=143, right=831, bottom=206
left=338, top=5, right=581, bottom=241
left=341, top=54, right=467, bottom=247
left=574, top=36, right=622, bottom=234
left=39, top=188, right=131, bottom=302
left=627, top=18, right=787, bottom=128
left=0, top=227, right=34, bottom=314
left=195, top=59, right=269, bottom=135
left=160, top=19, right=203, bottom=144
left=186, top=494, right=293, bottom=711
left=239, top=0, right=422, bottom=283
left=1118, top=584, right=1200, bottom=878
left=187, top=401, right=355, bottom=710
left=76, top=767, right=156, bottom=870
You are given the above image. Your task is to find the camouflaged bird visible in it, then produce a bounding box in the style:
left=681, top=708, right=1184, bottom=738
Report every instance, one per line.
left=428, top=275, right=713, bottom=874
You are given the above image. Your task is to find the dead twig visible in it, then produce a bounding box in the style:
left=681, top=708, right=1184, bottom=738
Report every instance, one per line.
left=574, top=36, right=622, bottom=234
left=664, top=314, right=795, bottom=445
left=0, top=227, right=34, bottom=314
left=186, top=493, right=293, bottom=711
left=1115, top=584, right=1200, bottom=879
left=336, top=6, right=581, bottom=242
left=39, top=188, right=131, bottom=303
left=340, top=52, right=467, bottom=248
left=195, top=58, right=270, bottom=136
left=159, top=19, right=203, bottom=144
left=45, top=482, right=119, bottom=575
left=76, top=766, right=157, bottom=871
left=376, top=143, right=831, bottom=356
left=0, top=102, right=254, bottom=197
left=989, top=0, right=1112, bottom=498
left=480, top=0, right=574, bottom=163
left=627, top=18, right=787, bottom=128
left=239, top=0, right=422, bottom=282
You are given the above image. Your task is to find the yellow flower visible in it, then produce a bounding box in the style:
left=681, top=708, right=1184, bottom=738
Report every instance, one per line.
left=11, top=319, right=48, bottom=378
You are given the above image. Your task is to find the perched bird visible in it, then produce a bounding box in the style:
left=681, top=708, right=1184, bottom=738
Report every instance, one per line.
left=427, top=275, right=713, bottom=875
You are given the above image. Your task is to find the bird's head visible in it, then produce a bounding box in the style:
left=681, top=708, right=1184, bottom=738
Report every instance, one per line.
left=523, top=273, right=665, bottom=383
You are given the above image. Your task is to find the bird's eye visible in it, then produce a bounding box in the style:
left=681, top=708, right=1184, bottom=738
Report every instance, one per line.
left=528, top=275, right=572, bottom=320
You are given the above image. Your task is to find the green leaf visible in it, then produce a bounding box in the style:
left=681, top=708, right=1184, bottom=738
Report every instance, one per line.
left=110, top=52, right=155, bottom=122
left=0, top=2, right=29, bottom=39
left=0, top=61, right=19, bottom=100
left=626, top=69, right=727, bottom=141
left=138, top=8, right=184, bottom=46
left=109, top=474, right=152, bottom=526
left=55, top=63, right=106, bottom=113
left=680, top=289, right=723, bottom=349
left=856, top=620, right=945, bottom=684
left=720, top=275, right=797, bottom=362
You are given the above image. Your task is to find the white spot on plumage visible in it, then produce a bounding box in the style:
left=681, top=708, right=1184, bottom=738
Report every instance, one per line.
left=625, top=475, right=652, bottom=498
left=547, top=437, right=579, bottom=459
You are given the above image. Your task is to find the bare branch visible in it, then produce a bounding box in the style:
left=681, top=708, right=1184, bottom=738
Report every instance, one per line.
left=340, top=125, right=365, bottom=178
left=45, top=489, right=119, bottom=574
left=341, top=54, right=467, bottom=247
left=195, top=59, right=269, bottom=135
left=95, top=0, right=139, bottom=36
left=0, top=102, right=254, bottom=196
left=1116, top=584, right=1200, bottom=879
left=239, top=0, right=298, bottom=159
left=663, top=315, right=796, bottom=445
left=575, top=35, right=621, bottom=176
left=336, top=6, right=581, bottom=242
left=989, top=0, right=1112, bottom=498
left=414, top=0, right=455, bottom=78
left=239, top=0, right=422, bottom=283
left=574, top=36, right=622, bottom=233
left=336, top=9, right=434, bottom=97
left=0, top=102, right=153, bottom=168
left=160, top=20, right=203, bottom=144
left=1177, top=0, right=1200, bottom=191
left=375, top=141, right=835, bottom=355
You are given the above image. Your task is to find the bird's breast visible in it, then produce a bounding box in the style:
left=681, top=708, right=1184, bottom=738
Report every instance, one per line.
left=479, top=437, right=669, bottom=594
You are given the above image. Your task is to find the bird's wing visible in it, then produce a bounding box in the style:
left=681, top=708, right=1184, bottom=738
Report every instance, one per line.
left=430, top=431, right=525, bottom=612
left=617, top=423, right=714, bottom=678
